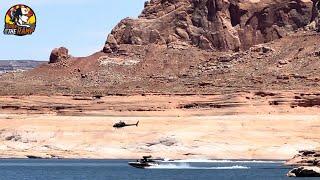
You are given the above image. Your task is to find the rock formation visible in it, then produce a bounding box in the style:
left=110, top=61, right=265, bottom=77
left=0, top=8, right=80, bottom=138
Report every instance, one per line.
left=287, top=166, right=320, bottom=177
left=104, top=0, right=316, bottom=53
left=49, top=47, right=70, bottom=64
left=316, top=0, right=320, bottom=31
left=286, top=150, right=320, bottom=166
left=2, top=0, right=320, bottom=95
left=286, top=150, right=320, bottom=177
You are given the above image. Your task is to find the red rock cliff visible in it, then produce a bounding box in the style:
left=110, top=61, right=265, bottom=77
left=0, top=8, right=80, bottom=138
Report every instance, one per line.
left=104, top=0, right=315, bottom=53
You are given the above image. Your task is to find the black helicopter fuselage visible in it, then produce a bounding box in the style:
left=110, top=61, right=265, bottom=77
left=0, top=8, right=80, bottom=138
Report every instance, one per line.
left=113, top=121, right=139, bottom=128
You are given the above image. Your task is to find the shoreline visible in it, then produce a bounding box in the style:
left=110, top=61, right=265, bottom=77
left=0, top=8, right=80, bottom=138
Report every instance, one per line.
left=0, top=158, right=288, bottom=162
left=1, top=114, right=319, bottom=160
left=0, top=94, right=319, bottom=160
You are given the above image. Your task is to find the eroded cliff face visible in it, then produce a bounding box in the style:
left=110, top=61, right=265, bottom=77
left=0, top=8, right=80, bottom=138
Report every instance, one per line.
left=1, top=0, right=320, bottom=96
left=104, top=0, right=315, bottom=52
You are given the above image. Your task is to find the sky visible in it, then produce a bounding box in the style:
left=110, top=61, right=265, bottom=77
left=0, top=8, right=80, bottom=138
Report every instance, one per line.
left=0, top=0, right=146, bottom=60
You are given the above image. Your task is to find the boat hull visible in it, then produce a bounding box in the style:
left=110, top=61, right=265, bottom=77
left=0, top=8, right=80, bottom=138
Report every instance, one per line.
left=128, top=162, right=158, bottom=169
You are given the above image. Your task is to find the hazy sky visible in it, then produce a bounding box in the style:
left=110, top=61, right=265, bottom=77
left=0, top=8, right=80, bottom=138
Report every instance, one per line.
left=0, top=0, right=146, bottom=60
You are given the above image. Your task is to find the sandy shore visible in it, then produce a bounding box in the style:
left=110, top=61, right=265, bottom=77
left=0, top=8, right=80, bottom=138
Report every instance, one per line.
left=0, top=93, right=319, bottom=159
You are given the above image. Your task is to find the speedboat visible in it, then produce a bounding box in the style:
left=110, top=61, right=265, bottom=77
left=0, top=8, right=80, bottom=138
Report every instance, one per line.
left=128, top=156, right=164, bottom=169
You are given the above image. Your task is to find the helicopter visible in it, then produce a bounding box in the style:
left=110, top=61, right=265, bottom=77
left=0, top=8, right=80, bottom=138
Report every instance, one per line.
left=113, top=121, right=139, bottom=128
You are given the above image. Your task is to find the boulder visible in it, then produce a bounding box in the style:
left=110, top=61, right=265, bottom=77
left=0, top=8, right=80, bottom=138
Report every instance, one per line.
left=103, top=34, right=119, bottom=53
left=199, top=35, right=213, bottom=50
left=175, top=28, right=189, bottom=40
left=106, top=34, right=119, bottom=50
left=287, top=166, right=320, bottom=177
left=49, top=47, right=70, bottom=64
left=149, top=29, right=165, bottom=44
left=250, top=45, right=275, bottom=54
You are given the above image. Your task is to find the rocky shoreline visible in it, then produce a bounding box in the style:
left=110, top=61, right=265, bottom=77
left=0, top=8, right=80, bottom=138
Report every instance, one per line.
left=286, top=150, right=320, bottom=177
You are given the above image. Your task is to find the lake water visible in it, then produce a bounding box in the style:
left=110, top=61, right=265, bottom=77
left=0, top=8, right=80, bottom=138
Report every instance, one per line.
left=0, top=159, right=316, bottom=180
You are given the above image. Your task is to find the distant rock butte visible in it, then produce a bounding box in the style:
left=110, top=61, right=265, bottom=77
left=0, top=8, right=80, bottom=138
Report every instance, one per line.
left=103, top=0, right=316, bottom=53
left=49, top=47, right=70, bottom=64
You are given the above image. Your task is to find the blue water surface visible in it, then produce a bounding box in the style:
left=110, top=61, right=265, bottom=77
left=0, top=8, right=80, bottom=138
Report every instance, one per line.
left=0, top=159, right=316, bottom=180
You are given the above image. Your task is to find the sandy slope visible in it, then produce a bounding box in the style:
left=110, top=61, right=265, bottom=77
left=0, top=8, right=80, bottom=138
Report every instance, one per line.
left=0, top=93, right=319, bottom=159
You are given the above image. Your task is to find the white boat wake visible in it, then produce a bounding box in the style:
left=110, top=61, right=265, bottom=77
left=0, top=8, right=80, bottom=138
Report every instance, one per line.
left=163, top=159, right=284, bottom=163
left=147, top=163, right=250, bottom=170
